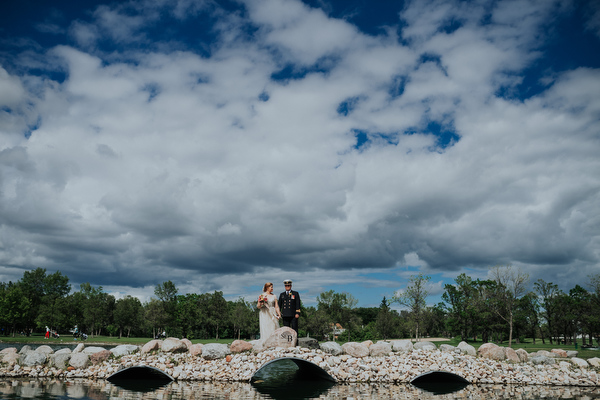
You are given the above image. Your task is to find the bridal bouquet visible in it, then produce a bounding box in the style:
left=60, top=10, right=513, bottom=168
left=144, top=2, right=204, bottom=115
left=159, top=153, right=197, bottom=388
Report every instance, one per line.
left=257, top=294, right=267, bottom=308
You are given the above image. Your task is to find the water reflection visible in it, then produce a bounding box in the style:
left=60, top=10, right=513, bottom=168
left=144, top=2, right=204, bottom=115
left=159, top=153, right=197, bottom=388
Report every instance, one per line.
left=0, top=379, right=599, bottom=399
left=251, top=358, right=334, bottom=399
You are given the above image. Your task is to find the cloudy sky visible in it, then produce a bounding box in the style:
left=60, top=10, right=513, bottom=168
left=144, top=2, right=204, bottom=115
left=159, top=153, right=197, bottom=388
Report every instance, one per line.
left=1, top=0, right=599, bottom=309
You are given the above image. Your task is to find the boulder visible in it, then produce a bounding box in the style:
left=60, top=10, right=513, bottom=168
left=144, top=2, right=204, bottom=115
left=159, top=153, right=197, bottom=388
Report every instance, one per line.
left=189, top=343, right=204, bottom=356
left=566, top=351, right=578, bottom=358
left=298, top=337, right=319, bottom=349
left=551, top=349, right=568, bottom=358
left=263, top=327, right=297, bottom=349
left=19, top=345, right=32, bottom=354
left=342, top=342, right=369, bottom=358
left=82, top=346, right=107, bottom=355
left=22, top=351, right=47, bottom=367
left=505, top=347, right=519, bottom=363
left=570, top=357, right=589, bottom=368
left=457, top=341, right=476, bottom=356
left=181, top=338, right=193, bottom=349
left=202, top=343, right=230, bottom=360
left=35, top=345, right=54, bottom=355
left=73, top=344, right=85, bottom=353
left=2, top=351, right=19, bottom=367
left=413, top=341, right=436, bottom=351
left=90, top=349, right=112, bottom=365
left=537, top=350, right=557, bottom=358
left=141, top=339, right=162, bottom=353
left=361, top=340, right=373, bottom=348
left=391, top=340, right=413, bottom=353
left=531, top=356, right=556, bottom=365
left=50, top=353, right=71, bottom=369
left=0, top=347, right=17, bottom=355
left=110, top=345, right=139, bottom=357
left=55, top=348, right=72, bottom=355
left=478, top=343, right=505, bottom=360
left=161, top=338, right=188, bottom=353
left=370, top=342, right=392, bottom=356
left=230, top=340, right=253, bottom=353
left=588, top=357, right=600, bottom=368
left=320, top=341, right=343, bottom=356
left=440, top=344, right=457, bottom=353
left=69, top=353, right=90, bottom=369
left=515, top=348, right=528, bottom=362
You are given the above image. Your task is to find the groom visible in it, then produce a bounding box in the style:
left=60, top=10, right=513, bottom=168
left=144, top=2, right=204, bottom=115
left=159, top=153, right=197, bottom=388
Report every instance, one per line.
left=278, top=279, right=301, bottom=334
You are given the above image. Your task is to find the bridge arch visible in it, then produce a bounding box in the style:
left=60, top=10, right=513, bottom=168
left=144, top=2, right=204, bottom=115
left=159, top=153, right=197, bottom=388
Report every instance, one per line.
left=251, top=356, right=336, bottom=382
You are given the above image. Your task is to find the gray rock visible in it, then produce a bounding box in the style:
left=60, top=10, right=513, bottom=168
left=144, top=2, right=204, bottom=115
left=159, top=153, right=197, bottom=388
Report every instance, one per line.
left=73, top=344, right=85, bottom=353
left=110, top=345, right=139, bottom=357
left=588, top=357, right=600, bottom=368
left=320, top=341, right=343, bottom=356
left=531, top=356, right=556, bottom=365
left=35, top=345, right=54, bottom=355
left=69, top=353, right=90, bottom=369
left=370, top=342, right=392, bottom=356
left=505, top=347, right=519, bottom=362
left=391, top=340, right=413, bottom=352
left=413, top=341, right=436, bottom=351
left=161, top=338, right=188, bottom=353
left=515, top=348, right=528, bottom=362
left=297, top=337, right=319, bottom=349
left=55, top=348, right=72, bottom=355
left=202, top=343, right=231, bottom=360
left=2, top=351, right=19, bottom=367
left=566, top=350, right=578, bottom=358
left=22, top=351, right=47, bottom=366
left=50, top=353, right=71, bottom=369
left=570, top=357, right=588, bottom=368
left=19, top=345, right=32, bottom=355
left=440, top=344, right=457, bottom=353
left=82, top=346, right=107, bottom=355
left=457, top=341, right=476, bottom=356
left=342, top=342, right=369, bottom=358
left=141, top=339, right=162, bottom=353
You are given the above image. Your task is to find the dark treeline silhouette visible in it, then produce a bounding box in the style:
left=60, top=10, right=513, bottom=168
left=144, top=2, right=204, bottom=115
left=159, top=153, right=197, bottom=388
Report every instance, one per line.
left=1, top=267, right=598, bottom=346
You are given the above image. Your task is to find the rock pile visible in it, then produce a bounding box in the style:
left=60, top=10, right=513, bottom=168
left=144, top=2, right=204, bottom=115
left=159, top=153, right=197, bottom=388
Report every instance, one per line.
left=1, top=334, right=599, bottom=386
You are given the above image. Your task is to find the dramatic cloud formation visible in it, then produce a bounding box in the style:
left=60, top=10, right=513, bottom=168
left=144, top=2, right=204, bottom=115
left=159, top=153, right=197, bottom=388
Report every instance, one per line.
left=1, top=0, right=599, bottom=305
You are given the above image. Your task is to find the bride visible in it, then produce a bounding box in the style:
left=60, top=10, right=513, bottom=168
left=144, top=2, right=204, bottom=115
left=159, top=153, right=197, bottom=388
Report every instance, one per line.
left=257, top=282, right=281, bottom=341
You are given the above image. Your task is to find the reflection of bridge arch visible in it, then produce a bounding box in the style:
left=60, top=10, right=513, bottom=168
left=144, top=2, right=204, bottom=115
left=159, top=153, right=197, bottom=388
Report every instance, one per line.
left=411, top=370, right=469, bottom=395
left=251, top=357, right=337, bottom=382
left=107, top=365, right=174, bottom=382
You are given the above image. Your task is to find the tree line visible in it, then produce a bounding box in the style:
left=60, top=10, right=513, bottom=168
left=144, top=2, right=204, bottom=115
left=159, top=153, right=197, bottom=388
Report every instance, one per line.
left=1, top=266, right=599, bottom=346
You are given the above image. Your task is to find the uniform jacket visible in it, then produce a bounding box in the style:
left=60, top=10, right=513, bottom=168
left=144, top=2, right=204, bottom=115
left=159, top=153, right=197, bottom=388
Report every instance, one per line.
left=278, top=290, right=301, bottom=318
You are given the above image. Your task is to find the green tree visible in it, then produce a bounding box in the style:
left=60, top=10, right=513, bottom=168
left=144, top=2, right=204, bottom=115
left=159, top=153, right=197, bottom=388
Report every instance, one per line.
left=230, top=298, right=257, bottom=340
left=317, top=290, right=360, bottom=341
left=489, top=265, right=529, bottom=347
left=114, top=295, right=144, bottom=338
left=154, top=281, right=179, bottom=332
left=375, top=297, right=397, bottom=339
left=145, top=298, right=167, bottom=338
left=534, top=279, right=562, bottom=344
left=0, top=282, right=31, bottom=336
left=392, top=273, right=430, bottom=341
left=36, top=271, right=71, bottom=332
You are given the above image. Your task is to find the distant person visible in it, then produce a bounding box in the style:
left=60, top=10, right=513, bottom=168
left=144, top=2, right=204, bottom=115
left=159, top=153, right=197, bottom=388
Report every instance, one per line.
left=257, top=282, right=281, bottom=341
left=45, top=326, right=50, bottom=339
left=278, top=279, right=301, bottom=334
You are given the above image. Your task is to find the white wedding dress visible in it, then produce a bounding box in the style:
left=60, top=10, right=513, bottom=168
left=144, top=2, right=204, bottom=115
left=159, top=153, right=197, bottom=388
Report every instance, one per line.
left=259, top=293, right=280, bottom=341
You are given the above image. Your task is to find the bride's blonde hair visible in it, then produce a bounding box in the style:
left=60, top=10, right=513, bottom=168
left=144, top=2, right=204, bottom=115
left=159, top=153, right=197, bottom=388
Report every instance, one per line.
left=263, top=282, right=273, bottom=293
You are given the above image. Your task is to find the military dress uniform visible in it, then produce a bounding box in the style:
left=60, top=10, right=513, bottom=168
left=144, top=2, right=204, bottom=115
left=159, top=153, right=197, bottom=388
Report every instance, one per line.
left=278, top=280, right=301, bottom=333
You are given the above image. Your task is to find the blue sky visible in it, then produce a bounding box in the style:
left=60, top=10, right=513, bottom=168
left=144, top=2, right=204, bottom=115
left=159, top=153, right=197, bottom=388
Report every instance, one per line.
left=1, top=0, right=599, bottom=310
